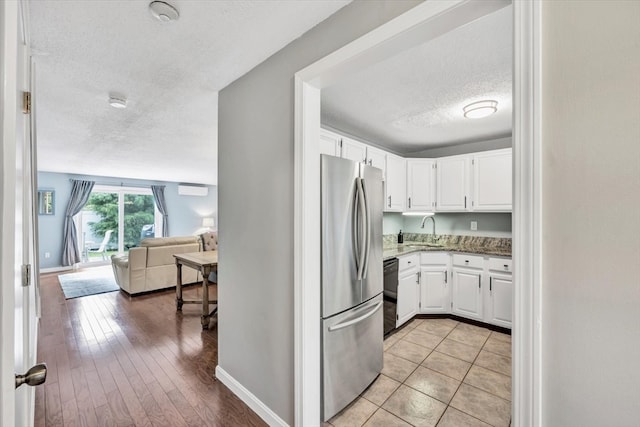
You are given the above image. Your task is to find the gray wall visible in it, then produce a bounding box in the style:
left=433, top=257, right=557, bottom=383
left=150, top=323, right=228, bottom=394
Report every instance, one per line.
left=217, top=1, right=421, bottom=424
left=541, top=1, right=640, bottom=425
left=37, top=171, right=217, bottom=269
left=407, top=135, right=512, bottom=158
left=383, top=212, right=511, bottom=238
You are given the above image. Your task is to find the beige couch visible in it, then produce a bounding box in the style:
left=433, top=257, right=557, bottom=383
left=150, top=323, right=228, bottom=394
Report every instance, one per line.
left=111, top=236, right=201, bottom=295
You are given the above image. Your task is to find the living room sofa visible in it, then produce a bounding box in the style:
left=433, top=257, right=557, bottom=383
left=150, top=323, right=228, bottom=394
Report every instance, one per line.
left=111, top=236, right=201, bottom=295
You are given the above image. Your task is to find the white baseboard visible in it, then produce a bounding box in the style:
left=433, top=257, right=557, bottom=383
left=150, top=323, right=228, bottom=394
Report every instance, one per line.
left=215, top=365, right=289, bottom=427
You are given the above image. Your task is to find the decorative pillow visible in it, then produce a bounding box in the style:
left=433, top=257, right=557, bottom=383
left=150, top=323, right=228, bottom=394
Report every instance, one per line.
left=200, top=231, right=218, bottom=251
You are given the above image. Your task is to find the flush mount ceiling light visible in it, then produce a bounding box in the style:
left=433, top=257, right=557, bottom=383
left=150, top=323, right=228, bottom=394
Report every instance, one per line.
left=108, top=96, right=127, bottom=109
left=149, top=1, right=179, bottom=22
left=463, top=100, right=498, bottom=119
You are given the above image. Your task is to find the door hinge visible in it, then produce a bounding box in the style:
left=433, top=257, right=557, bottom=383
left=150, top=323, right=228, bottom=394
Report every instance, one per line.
left=23, top=92, right=31, bottom=114
left=472, top=159, right=475, bottom=165
left=419, top=302, right=421, bottom=308
left=22, top=264, right=31, bottom=287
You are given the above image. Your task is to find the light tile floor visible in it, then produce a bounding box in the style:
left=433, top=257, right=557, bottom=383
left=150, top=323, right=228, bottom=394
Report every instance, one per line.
left=326, top=318, right=512, bottom=427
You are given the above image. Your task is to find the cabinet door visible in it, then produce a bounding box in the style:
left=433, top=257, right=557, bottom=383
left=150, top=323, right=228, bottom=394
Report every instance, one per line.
left=397, top=269, right=419, bottom=327
left=341, top=137, right=367, bottom=164
left=385, top=154, right=406, bottom=212
left=419, top=266, right=449, bottom=314
left=486, top=273, right=512, bottom=328
left=436, top=156, right=470, bottom=211
left=319, top=129, right=341, bottom=157
left=406, top=159, right=436, bottom=211
left=473, top=149, right=512, bottom=211
left=366, top=145, right=387, bottom=177
left=452, top=268, right=483, bottom=321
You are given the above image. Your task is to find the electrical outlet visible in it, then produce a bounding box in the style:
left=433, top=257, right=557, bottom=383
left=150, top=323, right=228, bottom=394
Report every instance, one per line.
left=470, top=221, right=478, bottom=231
left=44, top=252, right=50, bottom=259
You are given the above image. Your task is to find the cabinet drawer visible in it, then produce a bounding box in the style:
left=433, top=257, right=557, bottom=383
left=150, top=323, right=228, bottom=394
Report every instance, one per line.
left=452, top=254, right=484, bottom=269
left=398, top=254, right=419, bottom=271
left=488, top=257, right=512, bottom=273
left=420, top=252, right=449, bottom=266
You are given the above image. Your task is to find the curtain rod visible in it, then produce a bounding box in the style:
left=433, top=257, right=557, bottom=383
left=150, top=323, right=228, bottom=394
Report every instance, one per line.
left=68, top=179, right=161, bottom=189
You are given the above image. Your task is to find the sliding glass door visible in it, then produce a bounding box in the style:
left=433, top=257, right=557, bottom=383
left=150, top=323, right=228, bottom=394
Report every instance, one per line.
left=77, top=185, right=162, bottom=263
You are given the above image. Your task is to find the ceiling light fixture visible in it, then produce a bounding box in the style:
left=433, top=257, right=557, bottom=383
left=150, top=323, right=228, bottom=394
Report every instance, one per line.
left=402, top=212, right=434, bottom=216
left=463, top=100, right=498, bottom=119
left=108, top=96, right=127, bottom=109
left=149, top=1, right=179, bottom=22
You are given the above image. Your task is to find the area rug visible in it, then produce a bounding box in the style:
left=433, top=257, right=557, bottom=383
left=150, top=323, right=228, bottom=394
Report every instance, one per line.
left=58, top=266, right=120, bottom=299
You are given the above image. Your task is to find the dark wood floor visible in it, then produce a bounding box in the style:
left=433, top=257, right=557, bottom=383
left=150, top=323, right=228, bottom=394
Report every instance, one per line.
left=35, top=269, right=266, bottom=427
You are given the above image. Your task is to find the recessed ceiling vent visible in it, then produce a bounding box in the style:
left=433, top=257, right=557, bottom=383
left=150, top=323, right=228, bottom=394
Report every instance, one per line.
left=149, top=1, right=180, bottom=22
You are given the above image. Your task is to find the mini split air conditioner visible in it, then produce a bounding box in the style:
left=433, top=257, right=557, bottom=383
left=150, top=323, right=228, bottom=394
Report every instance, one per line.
left=178, top=184, right=208, bottom=197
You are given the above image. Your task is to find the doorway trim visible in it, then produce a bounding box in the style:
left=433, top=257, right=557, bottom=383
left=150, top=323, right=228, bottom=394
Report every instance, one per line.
left=293, top=0, right=542, bottom=425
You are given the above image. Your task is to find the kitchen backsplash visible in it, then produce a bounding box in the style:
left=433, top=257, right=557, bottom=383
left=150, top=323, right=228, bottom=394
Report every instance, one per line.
left=383, top=233, right=512, bottom=252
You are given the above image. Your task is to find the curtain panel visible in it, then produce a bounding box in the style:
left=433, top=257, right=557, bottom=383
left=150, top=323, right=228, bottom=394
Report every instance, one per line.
left=62, top=180, right=95, bottom=266
left=151, top=185, right=169, bottom=237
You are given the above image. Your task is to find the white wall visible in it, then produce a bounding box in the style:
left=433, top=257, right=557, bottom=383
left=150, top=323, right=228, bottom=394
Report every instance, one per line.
left=541, top=1, right=640, bottom=425
left=217, top=1, right=421, bottom=424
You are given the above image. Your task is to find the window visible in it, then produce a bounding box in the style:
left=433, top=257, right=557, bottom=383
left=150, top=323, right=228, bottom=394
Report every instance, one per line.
left=76, top=185, right=162, bottom=263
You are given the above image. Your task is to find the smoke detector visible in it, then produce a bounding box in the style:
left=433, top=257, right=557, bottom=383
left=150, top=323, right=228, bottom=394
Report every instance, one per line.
left=149, top=1, right=179, bottom=22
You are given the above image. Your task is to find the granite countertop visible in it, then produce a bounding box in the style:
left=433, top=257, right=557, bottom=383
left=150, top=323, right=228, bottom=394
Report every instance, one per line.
left=382, top=233, right=512, bottom=260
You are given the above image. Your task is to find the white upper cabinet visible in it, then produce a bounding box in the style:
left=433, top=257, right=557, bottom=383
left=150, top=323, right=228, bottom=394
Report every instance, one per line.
left=436, top=155, right=470, bottom=211
left=366, top=145, right=387, bottom=176
left=472, top=149, right=512, bottom=211
left=406, top=159, right=436, bottom=211
left=385, top=153, right=406, bottom=212
left=341, top=136, right=368, bottom=164
left=319, top=129, right=341, bottom=157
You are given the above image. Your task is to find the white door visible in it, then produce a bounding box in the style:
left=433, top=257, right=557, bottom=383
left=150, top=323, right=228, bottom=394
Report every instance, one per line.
left=1, top=2, right=41, bottom=426
left=419, top=267, right=449, bottom=314
left=452, top=268, right=483, bottom=321
left=472, top=149, right=512, bottom=211
left=365, top=145, right=386, bottom=176
left=486, top=273, right=513, bottom=328
left=385, top=154, right=406, bottom=212
left=340, top=137, right=367, bottom=164
left=436, top=156, right=470, bottom=211
left=319, top=129, right=340, bottom=157
left=396, top=269, right=418, bottom=327
left=407, top=159, right=436, bottom=211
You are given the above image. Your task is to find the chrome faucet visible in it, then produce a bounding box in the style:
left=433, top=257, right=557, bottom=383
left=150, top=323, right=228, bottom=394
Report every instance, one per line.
left=421, top=215, right=436, bottom=235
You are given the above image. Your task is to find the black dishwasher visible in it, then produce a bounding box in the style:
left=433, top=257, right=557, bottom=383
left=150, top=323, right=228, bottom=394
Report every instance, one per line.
left=383, top=258, right=399, bottom=336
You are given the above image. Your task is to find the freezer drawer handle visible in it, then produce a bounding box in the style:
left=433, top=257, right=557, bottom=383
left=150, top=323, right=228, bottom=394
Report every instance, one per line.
left=328, top=301, right=383, bottom=332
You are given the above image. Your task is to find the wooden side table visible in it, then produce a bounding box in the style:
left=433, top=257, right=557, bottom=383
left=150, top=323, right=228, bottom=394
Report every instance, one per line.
left=174, top=251, right=218, bottom=329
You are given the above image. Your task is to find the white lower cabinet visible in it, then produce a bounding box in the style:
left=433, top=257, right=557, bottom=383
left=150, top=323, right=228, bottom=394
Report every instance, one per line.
left=451, top=268, right=484, bottom=321
left=419, top=253, right=450, bottom=314
left=485, top=257, right=513, bottom=328
left=396, top=252, right=513, bottom=330
left=451, top=254, right=484, bottom=321
left=396, top=254, right=419, bottom=327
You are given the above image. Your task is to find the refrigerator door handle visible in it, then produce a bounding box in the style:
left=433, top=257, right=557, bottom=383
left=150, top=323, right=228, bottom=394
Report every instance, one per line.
left=361, top=179, right=371, bottom=279
left=352, top=181, right=361, bottom=279
left=355, top=178, right=367, bottom=280
left=328, top=301, right=383, bottom=332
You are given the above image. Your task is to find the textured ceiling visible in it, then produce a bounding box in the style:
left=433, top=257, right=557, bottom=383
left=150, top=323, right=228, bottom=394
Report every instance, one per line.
left=321, top=5, right=513, bottom=154
left=30, top=0, right=350, bottom=185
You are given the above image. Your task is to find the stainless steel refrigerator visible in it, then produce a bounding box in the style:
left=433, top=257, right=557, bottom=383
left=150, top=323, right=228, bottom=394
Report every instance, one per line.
left=321, top=154, right=383, bottom=421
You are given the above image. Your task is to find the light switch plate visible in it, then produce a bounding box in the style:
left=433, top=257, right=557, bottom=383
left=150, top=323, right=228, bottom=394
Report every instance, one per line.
left=470, top=221, right=478, bottom=231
